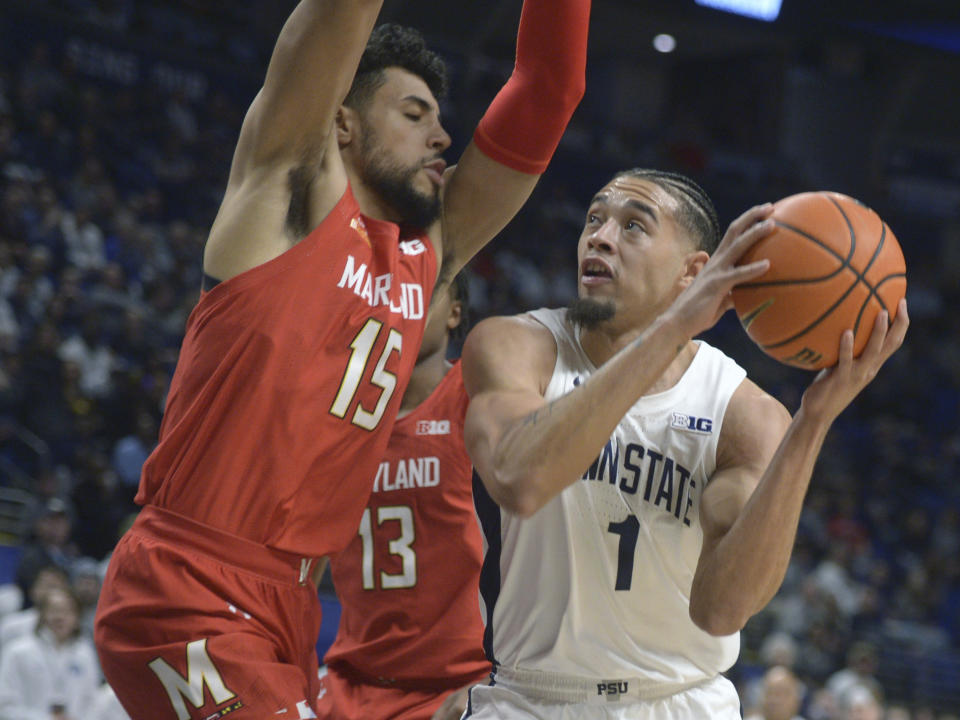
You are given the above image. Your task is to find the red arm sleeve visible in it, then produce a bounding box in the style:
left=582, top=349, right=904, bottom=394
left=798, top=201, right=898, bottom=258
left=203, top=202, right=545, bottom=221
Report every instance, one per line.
left=472, top=0, right=590, bottom=175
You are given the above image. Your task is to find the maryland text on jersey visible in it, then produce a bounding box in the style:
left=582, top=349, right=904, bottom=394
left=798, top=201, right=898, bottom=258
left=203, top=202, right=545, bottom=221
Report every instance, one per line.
left=337, top=255, right=425, bottom=320
left=372, top=456, right=441, bottom=492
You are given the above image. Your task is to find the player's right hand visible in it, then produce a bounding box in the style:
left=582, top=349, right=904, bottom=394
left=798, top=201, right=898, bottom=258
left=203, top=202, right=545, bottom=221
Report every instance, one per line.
left=668, top=203, right=776, bottom=337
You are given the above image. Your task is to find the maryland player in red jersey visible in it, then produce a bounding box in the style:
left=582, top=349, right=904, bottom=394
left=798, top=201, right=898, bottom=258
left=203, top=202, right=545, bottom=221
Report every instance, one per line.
left=316, top=273, right=486, bottom=720
left=94, top=1, right=590, bottom=719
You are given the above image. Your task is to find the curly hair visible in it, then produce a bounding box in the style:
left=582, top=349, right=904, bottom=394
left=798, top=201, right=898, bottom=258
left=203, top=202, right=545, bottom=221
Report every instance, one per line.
left=345, top=24, right=448, bottom=110
left=613, top=169, right=721, bottom=254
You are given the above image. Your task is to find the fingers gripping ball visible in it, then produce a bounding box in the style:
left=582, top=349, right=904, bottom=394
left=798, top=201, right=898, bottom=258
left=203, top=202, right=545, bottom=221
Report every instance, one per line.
left=731, top=192, right=906, bottom=370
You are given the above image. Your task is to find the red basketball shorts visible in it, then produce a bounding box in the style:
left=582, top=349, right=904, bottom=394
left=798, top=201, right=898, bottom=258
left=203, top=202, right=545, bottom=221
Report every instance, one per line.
left=94, top=506, right=324, bottom=720
left=315, top=664, right=463, bottom=720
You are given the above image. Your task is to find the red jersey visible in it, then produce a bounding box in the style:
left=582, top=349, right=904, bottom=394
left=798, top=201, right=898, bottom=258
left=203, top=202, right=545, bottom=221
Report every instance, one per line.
left=324, top=362, right=489, bottom=687
left=136, top=186, right=437, bottom=557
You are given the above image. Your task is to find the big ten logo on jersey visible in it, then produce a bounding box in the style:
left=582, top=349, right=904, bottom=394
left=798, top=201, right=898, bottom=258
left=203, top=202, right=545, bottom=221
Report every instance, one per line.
left=372, top=456, right=440, bottom=493
left=670, top=412, right=713, bottom=434
left=399, top=238, right=427, bottom=256
left=337, top=255, right=424, bottom=320
left=416, top=419, right=450, bottom=436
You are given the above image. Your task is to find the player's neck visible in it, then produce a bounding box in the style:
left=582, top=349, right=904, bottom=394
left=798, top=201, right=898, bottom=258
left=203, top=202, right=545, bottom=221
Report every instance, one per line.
left=398, top=351, right=451, bottom=417
left=580, top=324, right=699, bottom=395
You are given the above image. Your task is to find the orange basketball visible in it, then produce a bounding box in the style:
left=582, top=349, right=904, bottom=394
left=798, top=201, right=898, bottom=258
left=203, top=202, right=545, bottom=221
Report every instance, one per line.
left=731, top=191, right=906, bottom=370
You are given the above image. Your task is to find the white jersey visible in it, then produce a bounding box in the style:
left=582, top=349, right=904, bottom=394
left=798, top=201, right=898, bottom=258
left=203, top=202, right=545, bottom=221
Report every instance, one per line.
left=474, top=307, right=747, bottom=688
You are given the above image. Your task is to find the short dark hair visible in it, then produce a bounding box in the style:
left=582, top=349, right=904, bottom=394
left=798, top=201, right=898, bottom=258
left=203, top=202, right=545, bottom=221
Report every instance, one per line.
left=612, top=169, right=721, bottom=254
left=345, top=24, right=448, bottom=110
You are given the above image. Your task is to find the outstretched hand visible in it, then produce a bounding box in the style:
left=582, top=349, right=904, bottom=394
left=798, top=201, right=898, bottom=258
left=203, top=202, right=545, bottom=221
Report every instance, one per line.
left=667, top=203, right=776, bottom=337
left=800, top=298, right=909, bottom=422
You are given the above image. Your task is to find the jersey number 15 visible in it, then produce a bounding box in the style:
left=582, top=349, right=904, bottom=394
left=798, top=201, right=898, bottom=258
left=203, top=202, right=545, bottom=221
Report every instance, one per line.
left=330, top=318, right=402, bottom=431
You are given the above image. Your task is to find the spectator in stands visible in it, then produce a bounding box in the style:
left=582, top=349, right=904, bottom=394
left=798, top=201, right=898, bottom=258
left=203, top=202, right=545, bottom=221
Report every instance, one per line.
left=69, top=556, right=100, bottom=639
left=57, top=312, right=116, bottom=399
left=741, top=632, right=803, bottom=714
left=826, top=642, right=883, bottom=710
left=110, top=408, right=156, bottom=490
left=744, top=665, right=806, bottom=720
left=0, top=586, right=101, bottom=720
left=0, top=564, right=69, bottom=653
left=838, top=684, right=882, bottom=720
left=13, top=498, right=76, bottom=602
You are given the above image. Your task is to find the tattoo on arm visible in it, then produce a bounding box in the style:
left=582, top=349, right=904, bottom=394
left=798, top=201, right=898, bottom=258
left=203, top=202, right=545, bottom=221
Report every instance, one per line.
left=521, top=399, right=557, bottom=428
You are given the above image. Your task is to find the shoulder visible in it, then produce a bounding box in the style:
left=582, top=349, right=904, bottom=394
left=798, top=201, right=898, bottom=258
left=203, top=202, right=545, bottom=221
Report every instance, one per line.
left=717, top=377, right=791, bottom=472
left=462, top=313, right=558, bottom=397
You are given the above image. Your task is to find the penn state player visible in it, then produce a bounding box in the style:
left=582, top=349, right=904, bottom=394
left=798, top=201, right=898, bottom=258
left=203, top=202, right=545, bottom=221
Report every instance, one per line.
left=462, top=169, right=908, bottom=719
left=317, top=273, right=488, bottom=720
left=95, top=1, right=590, bottom=718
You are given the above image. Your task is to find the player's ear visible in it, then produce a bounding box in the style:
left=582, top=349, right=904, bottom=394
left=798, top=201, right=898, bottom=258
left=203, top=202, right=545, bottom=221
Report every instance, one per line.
left=447, top=301, right=463, bottom=331
left=336, top=106, right=356, bottom=148
left=679, top=250, right=710, bottom=286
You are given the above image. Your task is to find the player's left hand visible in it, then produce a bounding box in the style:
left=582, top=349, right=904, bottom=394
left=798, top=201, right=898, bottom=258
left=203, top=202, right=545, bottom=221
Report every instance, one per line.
left=800, top=298, right=908, bottom=422
left=431, top=685, right=471, bottom=720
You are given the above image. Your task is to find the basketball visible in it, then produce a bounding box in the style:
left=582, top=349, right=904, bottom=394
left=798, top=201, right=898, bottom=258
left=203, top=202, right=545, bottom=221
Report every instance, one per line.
left=730, top=192, right=907, bottom=370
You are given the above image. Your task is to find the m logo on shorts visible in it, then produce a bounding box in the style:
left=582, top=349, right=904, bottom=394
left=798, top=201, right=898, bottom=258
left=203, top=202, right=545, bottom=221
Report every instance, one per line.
left=148, top=639, right=240, bottom=720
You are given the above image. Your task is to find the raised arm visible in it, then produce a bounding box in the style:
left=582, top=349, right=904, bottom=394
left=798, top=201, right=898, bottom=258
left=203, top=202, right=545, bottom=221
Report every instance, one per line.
left=689, top=301, right=909, bottom=636
left=204, top=0, right=384, bottom=282
left=464, top=206, right=777, bottom=516
left=438, top=0, right=590, bottom=274
left=234, top=0, right=384, bottom=175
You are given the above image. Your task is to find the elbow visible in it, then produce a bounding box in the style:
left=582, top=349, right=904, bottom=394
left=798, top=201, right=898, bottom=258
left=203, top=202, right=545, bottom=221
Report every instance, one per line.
left=688, top=598, right=748, bottom=638
left=483, top=466, right=547, bottom=519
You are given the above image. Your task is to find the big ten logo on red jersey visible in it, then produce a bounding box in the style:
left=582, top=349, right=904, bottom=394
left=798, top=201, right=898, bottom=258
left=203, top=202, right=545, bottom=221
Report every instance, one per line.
left=399, top=239, right=427, bottom=256
left=336, top=255, right=424, bottom=320
left=416, top=419, right=450, bottom=435
left=372, top=456, right=440, bottom=493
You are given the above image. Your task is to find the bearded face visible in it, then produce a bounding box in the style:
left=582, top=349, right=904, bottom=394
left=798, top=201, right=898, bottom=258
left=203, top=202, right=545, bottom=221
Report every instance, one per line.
left=358, top=123, right=442, bottom=230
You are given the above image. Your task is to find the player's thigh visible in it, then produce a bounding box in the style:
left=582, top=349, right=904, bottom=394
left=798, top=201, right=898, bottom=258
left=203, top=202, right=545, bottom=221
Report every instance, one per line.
left=103, top=628, right=319, bottom=720
left=647, top=675, right=741, bottom=720
left=96, top=533, right=320, bottom=719
left=463, top=684, right=562, bottom=720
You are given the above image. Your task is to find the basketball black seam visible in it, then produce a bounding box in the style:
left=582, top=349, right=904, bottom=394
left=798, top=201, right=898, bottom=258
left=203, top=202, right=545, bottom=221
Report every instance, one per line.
left=762, top=199, right=858, bottom=350
left=851, top=219, right=887, bottom=337
left=855, top=269, right=907, bottom=335
left=737, top=215, right=855, bottom=289
left=762, top=203, right=895, bottom=352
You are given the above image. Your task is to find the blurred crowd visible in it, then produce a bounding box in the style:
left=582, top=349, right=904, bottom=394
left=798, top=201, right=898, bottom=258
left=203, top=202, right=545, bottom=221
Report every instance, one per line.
left=0, top=2, right=959, bottom=719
